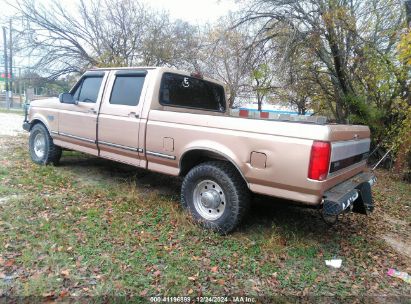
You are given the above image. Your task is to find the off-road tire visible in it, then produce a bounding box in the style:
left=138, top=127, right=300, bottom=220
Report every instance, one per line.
left=29, top=123, right=62, bottom=165
left=181, top=161, right=250, bottom=234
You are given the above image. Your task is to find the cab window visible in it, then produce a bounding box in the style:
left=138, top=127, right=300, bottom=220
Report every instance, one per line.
left=109, top=75, right=145, bottom=106
left=72, top=76, right=103, bottom=103
left=159, top=73, right=226, bottom=112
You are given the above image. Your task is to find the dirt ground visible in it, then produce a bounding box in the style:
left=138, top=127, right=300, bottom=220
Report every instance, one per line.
left=0, top=113, right=25, bottom=137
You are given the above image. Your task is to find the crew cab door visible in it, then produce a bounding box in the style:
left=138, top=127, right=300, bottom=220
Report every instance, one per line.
left=97, top=70, right=148, bottom=166
left=57, top=71, right=107, bottom=156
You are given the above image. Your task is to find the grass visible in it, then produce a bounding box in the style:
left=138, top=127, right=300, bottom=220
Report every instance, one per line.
left=0, top=107, right=24, bottom=115
left=0, top=134, right=410, bottom=300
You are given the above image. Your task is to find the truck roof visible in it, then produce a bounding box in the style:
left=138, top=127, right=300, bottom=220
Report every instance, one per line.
left=88, top=66, right=224, bottom=87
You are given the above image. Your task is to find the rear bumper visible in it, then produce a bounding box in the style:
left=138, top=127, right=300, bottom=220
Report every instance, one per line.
left=322, top=172, right=376, bottom=216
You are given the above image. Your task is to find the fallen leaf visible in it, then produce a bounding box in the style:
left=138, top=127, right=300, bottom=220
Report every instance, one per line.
left=153, top=270, right=161, bottom=277
left=211, top=266, right=218, bottom=273
left=140, top=289, right=148, bottom=296
left=112, top=281, right=122, bottom=289
left=59, top=289, right=69, bottom=298
left=4, top=259, right=15, bottom=267
left=188, top=276, right=196, bottom=281
left=252, top=286, right=260, bottom=292
left=42, top=291, right=55, bottom=299
left=217, top=279, right=225, bottom=286
left=38, top=254, right=47, bottom=260
left=60, top=269, right=70, bottom=277
left=188, top=289, right=194, bottom=294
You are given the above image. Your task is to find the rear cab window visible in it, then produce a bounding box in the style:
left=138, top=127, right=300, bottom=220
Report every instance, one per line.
left=159, top=73, right=226, bottom=112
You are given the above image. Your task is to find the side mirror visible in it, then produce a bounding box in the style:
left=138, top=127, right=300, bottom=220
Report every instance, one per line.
left=59, top=92, right=77, bottom=104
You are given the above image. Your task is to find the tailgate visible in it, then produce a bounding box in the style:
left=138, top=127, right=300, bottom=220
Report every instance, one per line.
left=327, top=124, right=370, bottom=176
left=329, top=138, right=370, bottom=174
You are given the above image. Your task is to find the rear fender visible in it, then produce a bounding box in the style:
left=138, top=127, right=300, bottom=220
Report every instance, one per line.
left=179, top=141, right=248, bottom=184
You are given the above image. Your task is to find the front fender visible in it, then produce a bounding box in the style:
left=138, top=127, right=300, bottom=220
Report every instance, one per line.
left=29, top=111, right=56, bottom=134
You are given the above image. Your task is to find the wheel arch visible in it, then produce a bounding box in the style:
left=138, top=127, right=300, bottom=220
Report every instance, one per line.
left=28, top=118, right=62, bottom=165
left=179, top=148, right=249, bottom=186
left=29, top=118, right=51, bottom=134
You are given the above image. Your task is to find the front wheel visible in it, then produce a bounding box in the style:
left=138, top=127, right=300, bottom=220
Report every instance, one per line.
left=181, top=161, right=250, bottom=234
left=29, top=123, right=62, bottom=165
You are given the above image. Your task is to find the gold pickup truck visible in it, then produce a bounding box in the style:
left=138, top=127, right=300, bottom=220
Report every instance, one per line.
left=23, top=67, right=376, bottom=233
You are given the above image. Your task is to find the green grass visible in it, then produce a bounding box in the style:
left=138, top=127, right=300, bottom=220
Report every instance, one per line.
left=0, top=135, right=410, bottom=299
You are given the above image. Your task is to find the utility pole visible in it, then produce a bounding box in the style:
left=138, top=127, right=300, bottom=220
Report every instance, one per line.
left=9, top=19, right=13, bottom=107
left=2, top=26, right=9, bottom=110
left=19, top=67, right=22, bottom=106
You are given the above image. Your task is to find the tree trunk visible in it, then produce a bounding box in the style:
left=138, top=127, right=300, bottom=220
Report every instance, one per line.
left=298, top=104, right=306, bottom=115
left=228, top=89, right=236, bottom=108
left=257, top=95, right=262, bottom=111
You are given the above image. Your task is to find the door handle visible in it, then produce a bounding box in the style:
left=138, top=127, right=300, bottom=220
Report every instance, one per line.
left=129, top=112, right=139, bottom=118
left=88, top=108, right=97, bottom=114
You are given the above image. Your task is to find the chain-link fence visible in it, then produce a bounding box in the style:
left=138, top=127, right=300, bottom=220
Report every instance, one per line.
left=0, top=94, right=25, bottom=109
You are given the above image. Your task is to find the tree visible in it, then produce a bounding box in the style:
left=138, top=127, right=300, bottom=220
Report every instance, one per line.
left=13, top=0, right=201, bottom=78
left=237, top=0, right=407, bottom=124
left=198, top=15, right=277, bottom=108
left=251, top=63, right=278, bottom=111
left=198, top=21, right=252, bottom=107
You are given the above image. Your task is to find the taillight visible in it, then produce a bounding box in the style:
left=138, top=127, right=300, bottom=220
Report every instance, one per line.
left=308, top=141, right=331, bottom=181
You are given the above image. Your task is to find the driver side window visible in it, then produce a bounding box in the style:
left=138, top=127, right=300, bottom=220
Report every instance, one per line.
left=72, top=76, right=103, bottom=103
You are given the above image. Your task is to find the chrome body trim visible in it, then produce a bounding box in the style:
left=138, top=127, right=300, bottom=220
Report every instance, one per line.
left=98, top=140, right=143, bottom=153
left=146, top=150, right=176, bottom=160
left=58, top=132, right=95, bottom=143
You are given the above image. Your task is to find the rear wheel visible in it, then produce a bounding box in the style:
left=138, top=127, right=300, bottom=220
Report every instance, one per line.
left=181, top=161, right=250, bottom=234
left=29, top=123, right=62, bottom=165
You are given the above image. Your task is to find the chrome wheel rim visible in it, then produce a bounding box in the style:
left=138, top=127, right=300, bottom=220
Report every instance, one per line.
left=33, top=133, right=46, bottom=159
left=193, top=179, right=226, bottom=221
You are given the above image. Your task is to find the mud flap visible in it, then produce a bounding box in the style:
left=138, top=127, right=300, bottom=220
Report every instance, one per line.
left=353, top=181, right=374, bottom=215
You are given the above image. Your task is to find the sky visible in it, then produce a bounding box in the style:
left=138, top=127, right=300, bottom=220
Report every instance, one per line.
left=1, top=0, right=240, bottom=25
left=142, top=0, right=239, bottom=24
